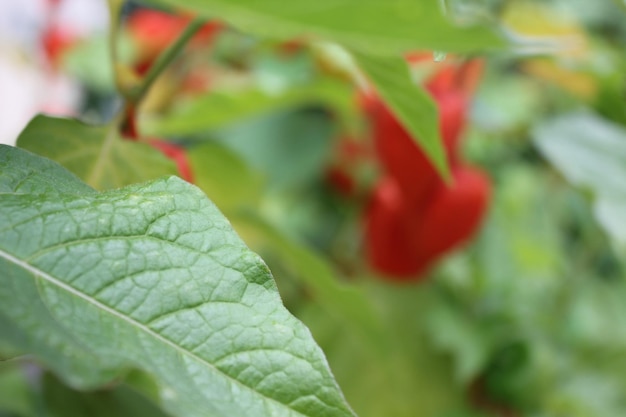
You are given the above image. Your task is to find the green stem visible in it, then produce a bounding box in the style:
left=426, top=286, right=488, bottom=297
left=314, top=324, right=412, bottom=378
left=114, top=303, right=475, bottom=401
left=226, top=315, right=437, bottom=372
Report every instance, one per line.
left=132, top=17, right=205, bottom=103
left=107, top=0, right=126, bottom=94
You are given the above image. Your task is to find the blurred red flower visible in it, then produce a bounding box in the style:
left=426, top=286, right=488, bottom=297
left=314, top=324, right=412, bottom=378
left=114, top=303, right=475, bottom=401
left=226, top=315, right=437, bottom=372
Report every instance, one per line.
left=363, top=57, right=490, bottom=281
left=149, top=139, right=194, bottom=183
left=127, top=9, right=221, bottom=75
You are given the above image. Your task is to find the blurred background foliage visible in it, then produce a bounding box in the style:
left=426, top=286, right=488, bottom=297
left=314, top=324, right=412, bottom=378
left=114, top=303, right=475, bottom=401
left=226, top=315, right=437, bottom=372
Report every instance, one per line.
left=3, top=0, right=626, bottom=416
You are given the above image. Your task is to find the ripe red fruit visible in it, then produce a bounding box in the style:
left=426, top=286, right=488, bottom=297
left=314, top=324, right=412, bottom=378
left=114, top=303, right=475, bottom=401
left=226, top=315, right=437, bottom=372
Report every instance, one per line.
left=362, top=88, right=468, bottom=207
left=41, top=26, right=77, bottom=70
left=365, top=167, right=490, bottom=280
left=365, top=177, right=428, bottom=277
left=362, top=57, right=490, bottom=280
left=149, top=139, right=194, bottom=183
left=408, top=166, right=490, bottom=275
left=127, top=9, right=221, bottom=74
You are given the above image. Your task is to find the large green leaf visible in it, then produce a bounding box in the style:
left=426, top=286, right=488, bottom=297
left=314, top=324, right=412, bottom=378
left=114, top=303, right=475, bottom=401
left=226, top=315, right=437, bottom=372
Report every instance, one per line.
left=146, top=0, right=501, bottom=55
left=0, top=145, right=356, bottom=417
left=230, top=212, right=384, bottom=346
left=354, top=53, right=449, bottom=179
left=16, top=115, right=176, bottom=190
left=533, top=111, right=626, bottom=253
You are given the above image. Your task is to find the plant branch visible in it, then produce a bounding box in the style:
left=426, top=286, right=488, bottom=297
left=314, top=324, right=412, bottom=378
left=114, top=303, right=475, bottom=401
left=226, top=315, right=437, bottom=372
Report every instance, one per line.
left=107, top=0, right=132, bottom=96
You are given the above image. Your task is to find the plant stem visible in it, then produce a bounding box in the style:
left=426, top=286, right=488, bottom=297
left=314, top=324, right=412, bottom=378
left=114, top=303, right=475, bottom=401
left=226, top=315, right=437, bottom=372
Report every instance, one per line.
left=107, top=0, right=127, bottom=94
left=132, top=17, right=205, bottom=103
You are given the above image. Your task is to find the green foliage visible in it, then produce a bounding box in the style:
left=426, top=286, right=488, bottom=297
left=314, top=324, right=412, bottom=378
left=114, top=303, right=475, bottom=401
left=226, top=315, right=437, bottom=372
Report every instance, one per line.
left=142, top=0, right=502, bottom=179
left=3, top=0, right=626, bottom=416
left=145, top=0, right=502, bottom=55
left=534, top=111, right=626, bottom=255
left=0, top=145, right=356, bottom=417
left=354, top=52, right=448, bottom=179
left=16, top=115, right=176, bottom=190
left=145, top=79, right=353, bottom=137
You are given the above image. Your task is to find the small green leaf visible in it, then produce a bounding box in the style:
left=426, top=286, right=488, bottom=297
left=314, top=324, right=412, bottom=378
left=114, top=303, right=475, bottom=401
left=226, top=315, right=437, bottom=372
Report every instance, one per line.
left=0, top=145, right=356, bottom=417
left=145, top=80, right=353, bottom=137
left=354, top=52, right=450, bottom=180
left=16, top=115, right=176, bottom=190
left=145, top=0, right=502, bottom=55
left=533, top=111, right=626, bottom=253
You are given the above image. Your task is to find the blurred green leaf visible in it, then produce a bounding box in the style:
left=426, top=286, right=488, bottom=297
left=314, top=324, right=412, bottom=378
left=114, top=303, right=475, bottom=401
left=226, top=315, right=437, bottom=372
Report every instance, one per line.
left=16, top=115, right=176, bottom=190
left=301, top=282, right=469, bottom=417
left=472, top=74, right=542, bottom=134
left=534, top=111, right=626, bottom=253
left=215, top=107, right=335, bottom=190
left=145, top=0, right=502, bottom=55
left=42, top=373, right=171, bottom=417
left=187, top=141, right=263, bottom=211
left=0, top=145, right=356, bottom=417
left=425, top=302, right=489, bottom=384
left=354, top=52, right=449, bottom=180
left=0, top=361, right=35, bottom=417
left=144, top=79, right=353, bottom=137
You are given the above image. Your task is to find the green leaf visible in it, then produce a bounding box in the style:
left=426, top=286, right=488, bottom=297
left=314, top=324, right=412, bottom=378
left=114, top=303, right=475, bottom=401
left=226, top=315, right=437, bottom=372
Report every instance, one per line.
left=144, top=79, right=353, bottom=137
left=354, top=52, right=449, bottom=180
left=533, top=111, right=626, bottom=253
left=0, top=145, right=356, bottom=417
left=187, top=141, right=263, bottom=211
left=231, top=213, right=383, bottom=346
left=42, top=372, right=171, bottom=417
left=145, top=0, right=502, bottom=55
left=16, top=115, right=177, bottom=191
left=300, top=283, right=467, bottom=417
left=63, top=33, right=134, bottom=94
left=215, top=107, right=336, bottom=190
left=0, top=361, right=35, bottom=417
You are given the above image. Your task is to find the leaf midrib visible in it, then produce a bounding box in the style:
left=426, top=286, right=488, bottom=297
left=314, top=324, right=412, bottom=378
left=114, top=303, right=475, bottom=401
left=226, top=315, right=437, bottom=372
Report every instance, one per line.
left=0, top=247, right=316, bottom=417
left=86, top=124, right=117, bottom=188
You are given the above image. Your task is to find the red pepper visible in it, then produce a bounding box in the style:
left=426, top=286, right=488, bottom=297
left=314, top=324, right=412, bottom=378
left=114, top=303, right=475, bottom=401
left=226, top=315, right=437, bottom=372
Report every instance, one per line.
left=363, top=57, right=491, bottom=280
left=149, top=139, right=194, bottom=183
left=127, top=9, right=222, bottom=75
left=41, top=26, right=77, bottom=70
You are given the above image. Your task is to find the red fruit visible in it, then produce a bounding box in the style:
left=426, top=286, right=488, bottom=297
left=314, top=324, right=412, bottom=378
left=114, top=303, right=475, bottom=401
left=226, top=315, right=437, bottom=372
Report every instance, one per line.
left=409, top=166, right=490, bottom=275
left=127, top=9, right=221, bottom=73
left=362, top=54, right=488, bottom=281
left=41, top=26, right=77, bottom=69
left=363, top=89, right=468, bottom=206
left=365, top=177, right=428, bottom=277
left=120, top=104, right=139, bottom=140
left=149, top=140, right=194, bottom=183
left=365, top=166, right=490, bottom=280
left=326, top=138, right=372, bottom=197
